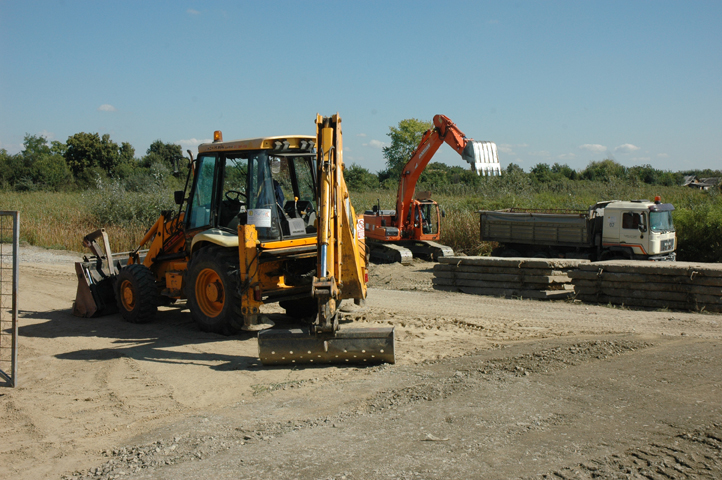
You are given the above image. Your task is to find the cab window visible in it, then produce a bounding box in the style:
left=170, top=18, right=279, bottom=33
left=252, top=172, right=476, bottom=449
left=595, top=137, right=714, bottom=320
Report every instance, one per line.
left=187, top=154, right=216, bottom=230
left=622, top=212, right=645, bottom=230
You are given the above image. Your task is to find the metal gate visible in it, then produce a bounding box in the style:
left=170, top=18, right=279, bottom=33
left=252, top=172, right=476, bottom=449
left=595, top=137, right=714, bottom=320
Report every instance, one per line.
left=0, top=211, right=19, bottom=388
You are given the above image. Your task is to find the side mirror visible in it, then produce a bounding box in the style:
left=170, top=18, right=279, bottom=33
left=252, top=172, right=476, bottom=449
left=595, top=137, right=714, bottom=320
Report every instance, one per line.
left=372, top=205, right=378, bottom=213
left=638, top=224, right=647, bottom=233
left=174, top=190, right=185, bottom=205
left=441, top=209, right=446, bottom=218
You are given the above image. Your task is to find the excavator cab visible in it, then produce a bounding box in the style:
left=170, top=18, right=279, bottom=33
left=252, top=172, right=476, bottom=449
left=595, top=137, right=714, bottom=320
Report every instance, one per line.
left=414, top=201, right=439, bottom=236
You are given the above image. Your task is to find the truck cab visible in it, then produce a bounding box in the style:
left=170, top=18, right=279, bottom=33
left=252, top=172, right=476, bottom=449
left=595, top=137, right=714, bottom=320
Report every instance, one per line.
left=596, top=199, right=676, bottom=260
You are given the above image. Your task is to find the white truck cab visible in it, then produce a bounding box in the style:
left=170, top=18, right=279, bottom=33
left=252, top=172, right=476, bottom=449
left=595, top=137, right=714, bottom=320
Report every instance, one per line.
left=597, top=198, right=676, bottom=260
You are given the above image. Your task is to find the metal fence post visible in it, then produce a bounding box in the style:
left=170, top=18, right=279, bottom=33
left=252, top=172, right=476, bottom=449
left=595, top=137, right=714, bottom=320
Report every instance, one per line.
left=0, top=211, right=19, bottom=388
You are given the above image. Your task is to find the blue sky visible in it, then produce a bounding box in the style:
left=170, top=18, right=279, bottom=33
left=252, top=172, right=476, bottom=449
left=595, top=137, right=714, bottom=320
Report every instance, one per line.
left=1, top=1, right=720, bottom=174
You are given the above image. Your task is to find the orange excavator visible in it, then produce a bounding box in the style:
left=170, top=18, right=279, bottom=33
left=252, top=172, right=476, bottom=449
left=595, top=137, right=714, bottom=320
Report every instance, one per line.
left=364, top=114, right=501, bottom=264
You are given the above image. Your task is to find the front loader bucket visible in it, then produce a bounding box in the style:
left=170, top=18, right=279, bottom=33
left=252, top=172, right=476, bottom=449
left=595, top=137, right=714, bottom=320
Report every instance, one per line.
left=72, top=261, right=118, bottom=318
left=463, top=140, right=502, bottom=176
left=258, top=326, right=395, bottom=366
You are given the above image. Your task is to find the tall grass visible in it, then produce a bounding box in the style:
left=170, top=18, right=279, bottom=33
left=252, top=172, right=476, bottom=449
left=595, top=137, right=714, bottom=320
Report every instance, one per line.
left=1, top=180, right=720, bottom=262
left=352, top=180, right=722, bottom=261
left=0, top=182, right=175, bottom=253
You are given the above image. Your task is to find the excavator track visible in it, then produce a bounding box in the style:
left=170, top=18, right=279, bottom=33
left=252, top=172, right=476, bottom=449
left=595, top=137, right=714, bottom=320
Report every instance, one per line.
left=402, top=240, right=454, bottom=261
left=367, top=240, right=413, bottom=265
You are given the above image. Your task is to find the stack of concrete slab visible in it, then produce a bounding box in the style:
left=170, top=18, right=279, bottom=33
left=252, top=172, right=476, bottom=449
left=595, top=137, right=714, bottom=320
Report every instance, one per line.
left=433, top=257, right=587, bottom=300
left=570, top=260, right=722, bottom=312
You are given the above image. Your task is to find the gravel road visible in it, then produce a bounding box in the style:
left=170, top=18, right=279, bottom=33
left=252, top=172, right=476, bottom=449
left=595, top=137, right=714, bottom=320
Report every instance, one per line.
left=1, top=248, right=720, bottom=479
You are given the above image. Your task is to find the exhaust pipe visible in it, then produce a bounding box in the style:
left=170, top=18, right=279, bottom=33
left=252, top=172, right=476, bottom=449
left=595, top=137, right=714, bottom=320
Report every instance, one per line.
left=257, top=326, right=395, bottom=366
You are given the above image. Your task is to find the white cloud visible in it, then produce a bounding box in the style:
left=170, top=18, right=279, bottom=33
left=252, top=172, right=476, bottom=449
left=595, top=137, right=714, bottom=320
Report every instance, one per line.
left=498, top=144, right=514, bottom=154
left=657, top=153, right=669, bottom=158
left=356, top=133, right=367, bottom=137
left=38, top=130, right=54, bottom=140
left=558, top=153, right=576, bottom=160
left=364, top=139, right=386, bottom=149
left=498, top=143, right=527, bottom=155
left=579, top=144, right=607, bottom=153
left=187, top=8, right=200, bottom=15
left=529, top=150, right=550, bottom=157
left=614, top=143, right=640, bottom=154
left=178, top=138, right=213, bottom=149
left=98, top=104, right=117, bottom=112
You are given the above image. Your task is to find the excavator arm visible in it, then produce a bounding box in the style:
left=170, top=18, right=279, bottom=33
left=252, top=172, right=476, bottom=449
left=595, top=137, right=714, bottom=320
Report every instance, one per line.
left=395, top=114, right=500, bottom=226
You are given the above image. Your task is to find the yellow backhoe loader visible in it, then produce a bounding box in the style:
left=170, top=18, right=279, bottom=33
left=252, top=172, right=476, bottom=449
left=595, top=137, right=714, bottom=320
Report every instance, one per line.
left=73, top=113, right=394, bottom=365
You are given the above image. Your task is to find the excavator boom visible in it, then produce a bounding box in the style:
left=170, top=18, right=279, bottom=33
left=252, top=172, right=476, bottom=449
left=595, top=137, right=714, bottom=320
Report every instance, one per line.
left=395, top=114, right=500, bottom=223
left=364, top=114, right=501, bottom=264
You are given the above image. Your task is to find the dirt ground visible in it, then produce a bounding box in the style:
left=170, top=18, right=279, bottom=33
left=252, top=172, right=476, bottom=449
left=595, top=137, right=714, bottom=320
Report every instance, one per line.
left=2, top=248, right=721, bottom=479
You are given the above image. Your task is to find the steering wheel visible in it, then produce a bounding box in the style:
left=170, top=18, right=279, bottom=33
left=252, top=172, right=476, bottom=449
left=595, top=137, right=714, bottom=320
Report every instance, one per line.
left=225, top=190, right=246, bottom=203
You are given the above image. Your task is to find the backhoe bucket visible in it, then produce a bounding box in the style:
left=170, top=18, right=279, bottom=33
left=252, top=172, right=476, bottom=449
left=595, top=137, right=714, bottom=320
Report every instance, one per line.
left=463, top=141, right=502, bottom=176
left=257, top=326, right=395, bottom=366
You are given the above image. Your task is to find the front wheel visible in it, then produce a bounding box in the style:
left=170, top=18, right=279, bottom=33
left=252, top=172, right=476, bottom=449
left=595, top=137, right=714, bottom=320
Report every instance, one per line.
left=186, top=246, right=242, bottom=335
left=115, top=264, right=158, bottom=323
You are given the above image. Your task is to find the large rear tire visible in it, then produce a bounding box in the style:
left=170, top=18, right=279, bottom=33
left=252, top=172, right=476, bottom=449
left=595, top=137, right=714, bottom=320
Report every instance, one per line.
left=115, top=264, right=158, bottom=324
left=186, top=246, right=242, bottom=335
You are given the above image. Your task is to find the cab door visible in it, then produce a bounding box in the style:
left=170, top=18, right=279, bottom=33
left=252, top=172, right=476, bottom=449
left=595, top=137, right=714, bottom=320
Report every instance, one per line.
left=619, top=210, right=646, bottom=253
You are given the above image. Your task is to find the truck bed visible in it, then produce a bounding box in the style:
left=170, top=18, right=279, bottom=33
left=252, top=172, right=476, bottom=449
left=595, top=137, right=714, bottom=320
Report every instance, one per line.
left=480, top=210, right=590, bottom=248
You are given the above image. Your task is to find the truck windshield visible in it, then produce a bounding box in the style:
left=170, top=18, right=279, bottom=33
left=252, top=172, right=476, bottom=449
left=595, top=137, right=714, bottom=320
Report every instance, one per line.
left=649, top=211, right=674, bottom=232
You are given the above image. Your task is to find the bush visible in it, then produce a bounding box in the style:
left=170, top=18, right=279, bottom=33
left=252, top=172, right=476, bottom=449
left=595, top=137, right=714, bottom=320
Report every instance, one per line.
left=84, top=177, right=175, bottom=227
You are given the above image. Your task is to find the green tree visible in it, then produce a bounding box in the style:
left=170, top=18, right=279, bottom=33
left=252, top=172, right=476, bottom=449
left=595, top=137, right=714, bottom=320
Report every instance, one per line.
left=530, top=163, right=553, bottom=183
left=418, top=161, right=451, bottom=185
left=380, top=118, right=432, bottom=181
left=0, top=135, right=73, bottom=190
left=32, top=154, right=72, bottom=190
left=65, top=132, right=121, bottom=177
left=22, top=133, right=52, bottom=159
left=144, top=140, right=182, bottom=170
left=119, top=142, right=136, bottom=163
left=345, top=163, right=379, bottom=191
left=0, top=149, right=23, bottom=188
left=551, top=163, right=578, bottom=180
left=580, top=159, right=627, bottom=182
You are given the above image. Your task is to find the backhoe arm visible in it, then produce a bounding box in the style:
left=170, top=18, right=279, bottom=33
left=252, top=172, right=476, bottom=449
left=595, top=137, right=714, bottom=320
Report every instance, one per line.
left=312, top=113, right=367, bottom=333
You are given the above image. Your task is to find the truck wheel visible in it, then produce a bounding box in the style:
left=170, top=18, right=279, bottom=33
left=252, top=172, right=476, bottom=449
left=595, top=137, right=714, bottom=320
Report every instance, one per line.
left=186, top=246, right=242, bottom=335
left=279, top=296, right=317, bottom=319
left=115, top=264, right=158, bottom=324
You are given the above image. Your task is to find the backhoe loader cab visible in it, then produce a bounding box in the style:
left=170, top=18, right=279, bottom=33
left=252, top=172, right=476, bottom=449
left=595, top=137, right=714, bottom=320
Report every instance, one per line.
left=188, top=136, right=318, bottom=242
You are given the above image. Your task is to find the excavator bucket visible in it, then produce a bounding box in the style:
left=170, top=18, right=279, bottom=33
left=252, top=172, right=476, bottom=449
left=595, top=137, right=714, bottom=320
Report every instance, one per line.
left=463, top=140, right=502, bottom=176
left=257, top=326, right=395, bottom=366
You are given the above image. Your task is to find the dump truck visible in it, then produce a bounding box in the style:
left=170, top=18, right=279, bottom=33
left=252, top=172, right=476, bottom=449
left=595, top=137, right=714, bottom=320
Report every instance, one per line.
left=481, top=198, right=676, bottom=261
left=74, top=113, right=395, bottom=365
left=364, top=114, right=501, bottom=264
